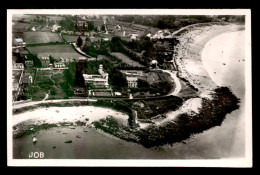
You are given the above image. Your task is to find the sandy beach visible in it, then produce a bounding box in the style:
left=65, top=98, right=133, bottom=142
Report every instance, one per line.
left=174, top=23, right=244, bottom=96
left=13, top=106, right=129, bottom=126
left=161, top=24, right=246, bottom=158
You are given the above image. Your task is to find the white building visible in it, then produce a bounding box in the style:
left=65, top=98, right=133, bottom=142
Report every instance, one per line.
left=13, top=63, right=24, bottom=69
left=52, top=24, right=61, bottom=32
left=54, top=62, right=66, bottom=68
left=13, top=38, right=25, bottom=47
left=129, top=34, right=139, bottom=40
left=146, top=33, right=152, bottom=38
left=83, top=64, right=109, bottom=88
left=126, top=76, right=138, bottom=88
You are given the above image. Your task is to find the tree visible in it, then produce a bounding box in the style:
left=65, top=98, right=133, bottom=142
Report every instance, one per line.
left=49, top=55, right=55, bottom=64
left=87, top=22, right=94, bottom=31
left=77, top=36, right=83, bottom=47
left=110, top=36, right=122, bottom=52
left=101, top=25, right=106, bottom=31
left=27, top=53, right=42, bottom=68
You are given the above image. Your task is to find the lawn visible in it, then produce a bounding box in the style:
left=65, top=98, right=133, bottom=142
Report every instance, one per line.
left=25, top=69, right=69, bottom=100
left=24, top=32, right=63, bottom=44
left=27, top=44, right=86, bottom=60
left=110, top=52, right=144, bottom=67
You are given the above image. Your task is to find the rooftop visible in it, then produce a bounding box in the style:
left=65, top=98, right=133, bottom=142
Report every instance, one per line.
left=15, top=38, right=23, bottom=42
left=126, top=76, right=138, bottom=81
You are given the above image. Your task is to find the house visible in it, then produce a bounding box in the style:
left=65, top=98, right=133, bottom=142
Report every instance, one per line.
left=102, top=37, right=109, bottom=41
left=13, top=38, right=25, bottom=47
left=114, top=92, right=122, bottom=96
left=54, top=62, right=66, bottom=68
left=75, top=18, right=87, bottom=32
left=115, top=25, right=121, bottom=31
left=150, top=60, right=158, bottom=69
left=126, top=76, right=138, bottom=88
left=129, top=34, right=139, bottom=40
left=25, top=60, right=33, bottom=68
left=31, top=27, right=36, bottom=31
left=152, top=29, right=174, bottom=40
left=13, top=63, right=24, bottom=70
left=38, top=55, right=50, bottom=67
left=146, top=33, right=152, bottom=38
left=83, top=64, right=109, bottom=89
left=52, top=24, right=61, bottom=32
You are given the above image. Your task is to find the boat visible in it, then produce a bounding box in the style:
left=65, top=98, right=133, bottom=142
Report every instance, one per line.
left=33, top=137, right=37, bottom=143
left=65, top=140, right=72, bottom=143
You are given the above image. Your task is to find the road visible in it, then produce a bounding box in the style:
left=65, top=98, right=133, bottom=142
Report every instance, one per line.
left=161, top=70, right=181, bottom=96
left=71, top=43, right=91, bottom=58
left=12, top=98, right=97, bottom=109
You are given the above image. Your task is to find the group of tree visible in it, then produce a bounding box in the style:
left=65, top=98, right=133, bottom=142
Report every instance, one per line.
left=59, top=15, right=76, bottom=31
left=32, top=15, right=48, bottom=25
left=114, top=15, right=244, bottom=30
left=27, top=53, right=42, bottom=68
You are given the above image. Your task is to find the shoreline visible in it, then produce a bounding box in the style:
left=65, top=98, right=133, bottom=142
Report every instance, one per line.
left=174, top=23, right=245, bottom=96
left=13, top=23, right=243, bottom=149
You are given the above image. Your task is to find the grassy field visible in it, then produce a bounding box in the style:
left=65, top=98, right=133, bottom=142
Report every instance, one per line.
left=24, top=32, right=63, bottom=44
left=27, top=44, right=85, bottom=60
left=110, top=52, right=144, bottom=67
left=12, top=21, right=28, bottom=40
left=62, top=35, right=102, bottom=43
left=62, top=35, right=86, bottom=43
left=12, top=14, right=35, bottom=22
left=26, top=69, right=68, bottom=100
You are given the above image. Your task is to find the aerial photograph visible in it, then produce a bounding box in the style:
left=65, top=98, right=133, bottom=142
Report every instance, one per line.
left=8, top=9, right=251, bottom=167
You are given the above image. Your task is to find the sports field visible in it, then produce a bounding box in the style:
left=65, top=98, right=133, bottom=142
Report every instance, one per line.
left=24, top=32, right=63, bottom=44
left=27, top=44, right=86, bottom=60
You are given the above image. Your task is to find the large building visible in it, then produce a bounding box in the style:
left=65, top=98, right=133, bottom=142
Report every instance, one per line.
left=75, top=15, right=88, bottom=32
left=120, top=70, right=144, bottom=88
left=83, top=64, right=109, bottom=89
left=126, top=76, right=138, bottom=88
